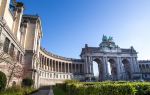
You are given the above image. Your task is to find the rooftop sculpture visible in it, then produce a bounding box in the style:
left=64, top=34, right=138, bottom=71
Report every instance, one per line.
left=102, top=35, right=113, bottom=42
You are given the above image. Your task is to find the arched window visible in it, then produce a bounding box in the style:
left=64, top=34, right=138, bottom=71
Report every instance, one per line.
left=3, top=38, right=10, bottom=53
left=146, top=64, right=149, bottom=69
left=9, top=43, right=15, bottom=57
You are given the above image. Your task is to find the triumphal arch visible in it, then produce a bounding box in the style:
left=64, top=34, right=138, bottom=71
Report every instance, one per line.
left=80, top=35, right=141, bottom=81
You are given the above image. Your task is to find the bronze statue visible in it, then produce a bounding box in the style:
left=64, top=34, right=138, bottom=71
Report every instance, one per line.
left=102, top=35, right=113, bottom=42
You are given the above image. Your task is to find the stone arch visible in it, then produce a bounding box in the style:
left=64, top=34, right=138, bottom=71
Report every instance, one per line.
left=108, top=58, right=118, bottom=81
left=92, top=58, right=103, bottom=81
left=142, top=64, right=145, bottom=69
left=122, top=59, right=131, bottom=80
left=146, top=64, right=149, bottom=69
left=146, top=64, right=149, bottom=72
left=142, top=64, right=145, bottom=72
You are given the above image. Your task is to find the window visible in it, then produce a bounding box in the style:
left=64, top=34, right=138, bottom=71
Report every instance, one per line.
left=9, top=43, right=14, bottom=57
left=3, top=38, right=10, bottom=53
left=20, top=54, right=22, bottom=63
left=17, top=51, right=20, bottom=61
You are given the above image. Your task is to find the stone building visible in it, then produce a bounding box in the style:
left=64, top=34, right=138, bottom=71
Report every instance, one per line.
left=80, top=35, right=141, bottom=81
left=0, top=0, right=84, bottom=88
left=0, top=0, right=147, bottom=88
left=138, top=60, right=150, bottom=80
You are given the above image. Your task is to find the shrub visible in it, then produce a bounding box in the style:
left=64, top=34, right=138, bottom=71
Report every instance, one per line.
left=0, top=71, right=7, bottom=91
left=22, top=78, right=34, bottom=87
left=57, top=81, right=150, bottom=95
left=0, top=85, right=36, bottom=95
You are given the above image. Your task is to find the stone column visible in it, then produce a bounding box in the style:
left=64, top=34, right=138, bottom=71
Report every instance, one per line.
left=55, top=61, right=57, bottom=72
left=91, top=63, right=94, bottom=74
left=45, top=57, right=47, bottom=70
left=119, top=57, right=124, bottom=80
left=50, top=59, right=52, bottom=71
left=71, top=64, right=73, bottom=73
left=58, top=61, right=59, bottom=72
left=42, top=57, right=43, bottom=69
left=136, top=57, right=140, bottom=73
left=88, top=56, right=91, bottom=74
left=88, top=57, right=91, bottom=74
left=40, top=55, right=42, bottom=68
left=103, top=57, right=109, bottom=80
left=90, top=57, right=93, bottom=75
left=53, top=60, right=55, bottom=72
left=44, top=57, right=46, bottom=69
left=117, top=57, right=121, bottom=80
left=130, top=57, right=134, bottom=73
left=85, top=56, right=89, bottom=74
left=132, top=57, right=138, bottom=73
left=64, top=63, right=66, bottom=73
left=48, top=59, right=50, bottom=70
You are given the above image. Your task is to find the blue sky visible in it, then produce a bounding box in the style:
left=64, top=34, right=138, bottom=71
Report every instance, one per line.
left=19, top=0, right=150, bottom=60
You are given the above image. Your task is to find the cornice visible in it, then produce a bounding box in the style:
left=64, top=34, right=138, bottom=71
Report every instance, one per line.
left=40, top=47, right=83, bottom=63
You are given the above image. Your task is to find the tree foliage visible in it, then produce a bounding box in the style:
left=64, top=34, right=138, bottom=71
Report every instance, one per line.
left=0, top=71, right=7, bottom=91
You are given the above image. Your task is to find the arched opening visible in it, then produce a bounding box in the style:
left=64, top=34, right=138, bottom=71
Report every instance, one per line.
left=92, top=58, right=103, bottom=81
left=108, top=59, right=117, bottom=81
left=93, top=61, right=99, bottom=79
left=122, top=59, right=131, bottom=80
left=146, top=64, right=149, bottom=72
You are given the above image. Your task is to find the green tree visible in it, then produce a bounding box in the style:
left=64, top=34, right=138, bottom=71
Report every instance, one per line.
left=0, top=71, right=7, bottom=91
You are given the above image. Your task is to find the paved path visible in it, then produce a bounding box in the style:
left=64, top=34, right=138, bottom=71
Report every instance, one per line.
left=31, top=86, right=53, bottom=95
left=48, top=87, right=54, bottom=95
left=31, top=90, right=49, bottom=95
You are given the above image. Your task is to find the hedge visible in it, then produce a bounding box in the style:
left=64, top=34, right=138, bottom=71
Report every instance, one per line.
left=57, top=81, right=150, bottom=95
left=0, top=86, right=36, bottom=95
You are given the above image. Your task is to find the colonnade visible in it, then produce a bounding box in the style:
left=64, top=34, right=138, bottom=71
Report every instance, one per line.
left=39, top=54, right=84, bottom=74
left=139, top=64, right=150, bottom=73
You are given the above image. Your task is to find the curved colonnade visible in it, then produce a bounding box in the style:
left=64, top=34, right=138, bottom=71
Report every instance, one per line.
left=139, top=60, right=150, bottom=79
left=38, top=48, right=84, bottom=85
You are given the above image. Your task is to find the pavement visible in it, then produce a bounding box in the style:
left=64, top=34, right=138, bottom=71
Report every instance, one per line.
left=31, top=86, right=54, bottom=95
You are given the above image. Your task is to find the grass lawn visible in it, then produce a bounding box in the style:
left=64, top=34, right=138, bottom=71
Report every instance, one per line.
left=53, top=86, right=66, bottom=95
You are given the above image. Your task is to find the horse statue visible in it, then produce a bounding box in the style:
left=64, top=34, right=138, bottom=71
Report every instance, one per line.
left=102, top=35, right=113, bottom=42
